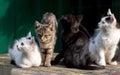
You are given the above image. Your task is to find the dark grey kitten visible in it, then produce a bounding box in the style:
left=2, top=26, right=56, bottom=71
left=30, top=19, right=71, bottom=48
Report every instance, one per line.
left=53, top=15, right=105, bottom=69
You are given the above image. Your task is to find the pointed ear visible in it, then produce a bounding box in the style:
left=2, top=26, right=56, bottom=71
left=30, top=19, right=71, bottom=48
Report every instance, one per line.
left=77, top=15, right=83, bottom=23
left=107, top=9, right=112, bottom=15
left=26, top=32, right=32, bottom=37
left=35, top=20, right=42, bottom=29
left=15, top=40, right=19, bottom=43
left=30, top=36, right=36, bottom=45
left=60, top=15, right=68, bottom=25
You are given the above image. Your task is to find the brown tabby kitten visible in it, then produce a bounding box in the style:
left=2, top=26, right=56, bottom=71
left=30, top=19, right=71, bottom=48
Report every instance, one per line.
left=52, top=15, right=91, bottom=68
left=35, top=12, right=58, bottom=67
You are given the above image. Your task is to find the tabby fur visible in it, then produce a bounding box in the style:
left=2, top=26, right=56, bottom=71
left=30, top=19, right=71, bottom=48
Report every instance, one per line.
left=35, top=12, right=58, bottom=67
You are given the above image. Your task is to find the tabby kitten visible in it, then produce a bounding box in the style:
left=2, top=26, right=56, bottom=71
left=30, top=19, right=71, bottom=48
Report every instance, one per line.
left=53, top=15, right=91, bottom=68
left=35, top=12, right=58, bottom=67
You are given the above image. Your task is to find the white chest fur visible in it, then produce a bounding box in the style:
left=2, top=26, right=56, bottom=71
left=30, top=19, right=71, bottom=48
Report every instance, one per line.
left=89, top=28, right=120, bottom=66
left=98, top=29, right=120, bottom=50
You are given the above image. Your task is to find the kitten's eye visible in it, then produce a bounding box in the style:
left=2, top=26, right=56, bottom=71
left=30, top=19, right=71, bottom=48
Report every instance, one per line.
left=102, top=21, right=105, bottom=24
left=21, top=42, right=24, bottom=46
left=45, top=35, right=48, bottom=37
left=74, top=28, right=78, bottom=32
left=28, top=37, right=31, bottom=40
left=38, top=34, right=41, bottom=37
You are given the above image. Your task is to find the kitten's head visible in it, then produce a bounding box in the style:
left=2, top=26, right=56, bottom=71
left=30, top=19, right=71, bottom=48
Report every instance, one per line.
left=41, top=12, right=58, bottom=26
left=60, top=15, right=83, bottom=33
left=17, top=32, right=36, bottom=53
left=35, top=21, right=53, bottom=43
left=98, top=9, right=117, bottom=29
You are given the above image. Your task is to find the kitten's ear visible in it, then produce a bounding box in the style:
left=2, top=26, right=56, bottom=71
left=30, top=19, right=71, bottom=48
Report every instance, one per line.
left=77, top=15, right=83, bottom=23
left=15, top=40, right=19, bottom=43
left=60, top=16, right=67, bottom=20
left=10, top=40, right=19, bottom=49
left=30, top=37, right=36, bottom=45
left=35, top=20, right=42, bottom=29
left=107, top=9, right=113, bottom=16
left=60, top=16, right=67, bottom=24
left=27, top=32, right=32, bottom=37
left=107, top=9, right=115, bottom=20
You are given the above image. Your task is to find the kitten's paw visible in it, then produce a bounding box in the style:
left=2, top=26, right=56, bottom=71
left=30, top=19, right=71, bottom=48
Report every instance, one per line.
left=45, top=62, right=51, bottom=67
left=18, top=64, right=31, bottom=68
left=96, top=61, right=106, bottom=66
left=108, top=61, right=117, bottom=65
left=40, top=62, right=44, bottom=66
left=51, top=60, right=58, bottom=65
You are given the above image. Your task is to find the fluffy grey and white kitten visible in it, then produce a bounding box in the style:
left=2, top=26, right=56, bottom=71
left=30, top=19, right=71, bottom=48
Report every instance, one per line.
left=89, top=9, right=120, bottom=66
left=9, top=32, right=41, bottom=68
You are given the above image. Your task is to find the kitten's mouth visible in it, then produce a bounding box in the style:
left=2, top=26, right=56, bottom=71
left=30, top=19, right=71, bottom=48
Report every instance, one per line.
left=40, top=40, right=47, bottom=43
left=40, top=39, right=51, bottom=43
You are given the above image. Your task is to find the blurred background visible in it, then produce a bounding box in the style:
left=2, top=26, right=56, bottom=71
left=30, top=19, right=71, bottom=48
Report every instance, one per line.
left=0, top=0, right=119, bottom=54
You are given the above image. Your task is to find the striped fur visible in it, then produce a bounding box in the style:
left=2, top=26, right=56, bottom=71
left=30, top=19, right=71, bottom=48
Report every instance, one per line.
left=35, top=12, right=58, bottom=67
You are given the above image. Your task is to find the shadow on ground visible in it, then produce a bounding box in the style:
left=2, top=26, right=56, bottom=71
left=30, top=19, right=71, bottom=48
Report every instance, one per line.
left=0, top=54, right=120, bottom=75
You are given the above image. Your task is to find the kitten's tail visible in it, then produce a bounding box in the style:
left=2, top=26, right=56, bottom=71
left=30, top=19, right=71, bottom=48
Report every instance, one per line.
left=78, top=65, right=105, bottom=70
left=51, top=50, right=64, bottom=65
left=64, top=60, right=105, bottom=70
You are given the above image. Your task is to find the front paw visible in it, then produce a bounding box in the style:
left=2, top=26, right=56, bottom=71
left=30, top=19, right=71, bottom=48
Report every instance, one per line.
left=51, top=60, right=58, bottom=65
left=96, top=60, right=106, bottom=66
left=108, top=61, right=117, bottom=65
left=44, top=62, right=51, bottom=67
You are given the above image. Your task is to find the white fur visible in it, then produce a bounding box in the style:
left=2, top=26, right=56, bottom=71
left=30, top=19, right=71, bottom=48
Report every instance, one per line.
left=9, top=32, right=41, bottom=68
left=89, top=9, right=120, bottom=66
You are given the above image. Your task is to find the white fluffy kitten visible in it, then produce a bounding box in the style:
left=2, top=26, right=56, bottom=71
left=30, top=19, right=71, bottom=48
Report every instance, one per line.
left=89, top=9, right=120, bottom=66
left=9, top=32, right=41, bottom=68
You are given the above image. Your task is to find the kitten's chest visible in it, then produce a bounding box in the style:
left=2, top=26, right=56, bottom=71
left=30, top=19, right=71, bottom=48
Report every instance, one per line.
left=40, top=41, right=55, bottom=48
left=102, top=29, right=120, bottom=45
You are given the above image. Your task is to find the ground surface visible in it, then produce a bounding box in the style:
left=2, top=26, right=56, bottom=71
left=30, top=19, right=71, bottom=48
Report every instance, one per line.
left=0, top=54, right=120, bottom=75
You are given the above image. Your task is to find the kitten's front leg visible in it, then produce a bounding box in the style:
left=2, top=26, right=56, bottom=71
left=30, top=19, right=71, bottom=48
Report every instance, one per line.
left=41, top=48, right=46, bottom=66
left=96, top=50, right=106, bottom=66
left=106, top=47, right=117, bottom=65
left=45, top=49, right=53, bottom=67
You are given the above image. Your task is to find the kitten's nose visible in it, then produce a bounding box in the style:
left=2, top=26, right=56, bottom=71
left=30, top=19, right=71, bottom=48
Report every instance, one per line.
left=41, top=37, right=44, bottom=41
left=21, top=42, right=24, bottom=46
